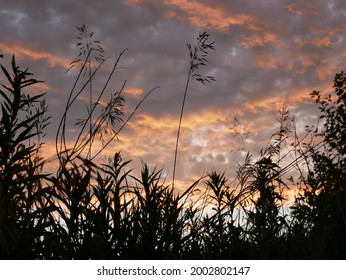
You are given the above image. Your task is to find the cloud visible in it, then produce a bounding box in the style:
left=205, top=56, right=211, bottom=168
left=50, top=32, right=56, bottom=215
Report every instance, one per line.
left=1, top=0, right=346, bottom=189
left=238, top=32, right=278, bottom=49
left=124, top=87, right=145, bottom=98
left=126, top=0, right=257, bottom=33
left=161, top=0, right=253, bottom=32
left=0, top=43, right=71, bottom=68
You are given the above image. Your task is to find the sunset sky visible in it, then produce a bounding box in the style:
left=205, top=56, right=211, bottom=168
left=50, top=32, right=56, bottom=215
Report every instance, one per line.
left=1, top=0, right=346, bottom=190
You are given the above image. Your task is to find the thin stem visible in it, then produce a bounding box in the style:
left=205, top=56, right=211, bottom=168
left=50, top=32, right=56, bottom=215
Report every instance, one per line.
left=70, top=51, right=126, bottom=160
left=171, top=32, right=215, bottom=188
left=172, top=68, right=192, bottom=188
left=90, top=86, right=158, bottom=161
left=87, top=43, right=93, bottom=160
left=55, top=49, right=94, bottom=160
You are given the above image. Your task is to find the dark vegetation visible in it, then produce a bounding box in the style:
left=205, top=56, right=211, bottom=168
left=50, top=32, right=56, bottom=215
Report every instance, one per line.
left=0, top=26, right=345, bottom=259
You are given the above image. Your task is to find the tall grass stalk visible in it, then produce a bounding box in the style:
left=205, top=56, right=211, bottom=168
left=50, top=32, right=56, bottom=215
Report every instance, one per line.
left=56, top=24, right=157, bottom=167
left=172, top=32, right=215, bottom=187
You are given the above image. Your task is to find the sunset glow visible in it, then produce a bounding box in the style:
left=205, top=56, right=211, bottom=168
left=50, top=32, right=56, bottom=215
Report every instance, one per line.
left=1, top=0, right=345, bottom=189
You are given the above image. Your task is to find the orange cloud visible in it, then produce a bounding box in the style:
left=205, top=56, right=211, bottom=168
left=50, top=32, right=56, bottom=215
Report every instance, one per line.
left=314, top=37, right=332, bottom=48
left=0, top=43, right=71, bottom=69
left=243, top=95, right=284, bottom=113
left=124, top=87, right=144, bottom=98
left=126, top=0, right=254, bottom=33
left=113, top=109, right=234, bottom=166
left=284, top=2, right=319, bottom=16
left=239, top=32, right=277, bottom=48
left=164, top=0, right=253, bottom=32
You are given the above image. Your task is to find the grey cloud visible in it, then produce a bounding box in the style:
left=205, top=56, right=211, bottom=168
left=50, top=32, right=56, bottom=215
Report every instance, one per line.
left=1, top=0, right=346, bottom=182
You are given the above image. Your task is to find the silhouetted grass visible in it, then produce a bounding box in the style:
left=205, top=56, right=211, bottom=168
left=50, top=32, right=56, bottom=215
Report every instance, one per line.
left=1, top=28, right=346, bottom=259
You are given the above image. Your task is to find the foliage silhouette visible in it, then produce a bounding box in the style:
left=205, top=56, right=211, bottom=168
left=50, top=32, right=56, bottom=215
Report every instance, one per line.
left=289, top=72, right=346, bottom=259
left=1, top=28, right=346, bottom=259
left=0, top=56, right=50, bottom=259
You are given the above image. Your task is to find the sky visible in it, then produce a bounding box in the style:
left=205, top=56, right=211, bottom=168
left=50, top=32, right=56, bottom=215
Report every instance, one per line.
left=1, top=0, right=346, bottom=192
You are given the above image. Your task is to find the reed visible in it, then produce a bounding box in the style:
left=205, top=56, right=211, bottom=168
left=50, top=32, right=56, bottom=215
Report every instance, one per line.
left=0, top=27, right=345, bottom=259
